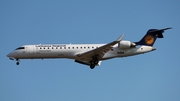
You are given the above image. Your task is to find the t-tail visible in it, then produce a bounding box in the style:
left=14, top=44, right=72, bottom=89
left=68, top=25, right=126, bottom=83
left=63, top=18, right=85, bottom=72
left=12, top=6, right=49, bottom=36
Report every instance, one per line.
left=135, top=27, right=172, bottom=46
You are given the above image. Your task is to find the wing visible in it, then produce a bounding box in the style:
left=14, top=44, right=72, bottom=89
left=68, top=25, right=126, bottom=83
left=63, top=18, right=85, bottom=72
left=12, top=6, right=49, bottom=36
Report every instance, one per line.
left=76, top=34, right=124, bottom=61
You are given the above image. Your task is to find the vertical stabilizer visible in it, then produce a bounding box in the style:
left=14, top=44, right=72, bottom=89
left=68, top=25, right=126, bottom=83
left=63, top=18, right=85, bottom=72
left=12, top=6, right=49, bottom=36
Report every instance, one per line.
left=135, top=28, right=171, bottom=46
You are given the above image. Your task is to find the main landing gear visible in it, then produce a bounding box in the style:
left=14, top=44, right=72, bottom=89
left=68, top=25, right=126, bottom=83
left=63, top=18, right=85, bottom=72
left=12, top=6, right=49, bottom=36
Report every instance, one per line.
left=16, top=59, right=20, bottom=65
left=90, top=55, right=99, bottom=69
left=90, top=62, right=96, bottom=69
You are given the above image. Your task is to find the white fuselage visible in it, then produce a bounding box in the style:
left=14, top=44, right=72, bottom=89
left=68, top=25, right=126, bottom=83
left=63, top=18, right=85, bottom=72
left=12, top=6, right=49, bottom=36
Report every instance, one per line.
left=7, top=43, right=155, bottom=61
left=6, top=28, right=171, bottom=68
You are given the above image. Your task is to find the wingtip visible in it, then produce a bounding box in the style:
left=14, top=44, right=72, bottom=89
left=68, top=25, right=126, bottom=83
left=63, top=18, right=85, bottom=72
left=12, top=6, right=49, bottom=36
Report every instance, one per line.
left=116, top=34, right=124, bottom=42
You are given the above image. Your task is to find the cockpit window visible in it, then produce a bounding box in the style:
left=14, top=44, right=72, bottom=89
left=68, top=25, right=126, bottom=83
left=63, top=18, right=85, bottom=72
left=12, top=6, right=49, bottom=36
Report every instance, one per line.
left=15, top=47, right=25, bottom=50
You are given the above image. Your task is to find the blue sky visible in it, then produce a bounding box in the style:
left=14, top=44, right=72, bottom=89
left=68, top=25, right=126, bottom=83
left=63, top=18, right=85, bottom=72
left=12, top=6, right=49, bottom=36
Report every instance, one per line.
left=1, top=0, right=180, bottom=101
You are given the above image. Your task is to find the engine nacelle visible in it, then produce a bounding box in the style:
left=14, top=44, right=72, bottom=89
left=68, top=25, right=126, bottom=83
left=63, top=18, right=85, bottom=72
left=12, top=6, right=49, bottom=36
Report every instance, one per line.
left=118, top=40, right=136, bottom=49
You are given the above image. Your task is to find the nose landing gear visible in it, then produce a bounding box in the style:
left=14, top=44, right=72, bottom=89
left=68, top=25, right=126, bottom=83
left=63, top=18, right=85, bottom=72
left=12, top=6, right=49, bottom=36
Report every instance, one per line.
left=16, top=62, right=20, bottom=65
left=16, top=59, right=20, bottom=65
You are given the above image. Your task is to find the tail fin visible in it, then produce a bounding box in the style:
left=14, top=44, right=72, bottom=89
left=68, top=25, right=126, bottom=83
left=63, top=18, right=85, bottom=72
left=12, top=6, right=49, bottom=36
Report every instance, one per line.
left=135, top=27, right=172, bottom=46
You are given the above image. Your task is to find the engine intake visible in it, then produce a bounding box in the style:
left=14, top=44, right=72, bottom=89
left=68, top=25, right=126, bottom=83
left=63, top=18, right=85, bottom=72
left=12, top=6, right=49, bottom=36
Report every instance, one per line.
left=118, top=40, right=136, bottom=49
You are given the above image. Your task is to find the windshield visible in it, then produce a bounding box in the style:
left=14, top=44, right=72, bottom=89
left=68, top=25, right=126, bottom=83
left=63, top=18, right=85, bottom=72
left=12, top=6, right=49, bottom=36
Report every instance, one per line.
left=15, top=47, right=25, bottom=50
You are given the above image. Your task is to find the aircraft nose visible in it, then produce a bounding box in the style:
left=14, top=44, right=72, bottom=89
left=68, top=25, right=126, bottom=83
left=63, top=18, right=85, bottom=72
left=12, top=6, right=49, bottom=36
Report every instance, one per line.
left=7, top=51, right=15, bottom=57
left=7, top=52, right=11, bottom=57
left=7, top=52, right=16, bottom=60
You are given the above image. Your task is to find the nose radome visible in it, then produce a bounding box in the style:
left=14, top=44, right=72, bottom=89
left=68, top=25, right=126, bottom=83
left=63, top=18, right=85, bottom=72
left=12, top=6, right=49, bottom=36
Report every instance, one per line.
left=7, top=52, right=14, bottom=57
left=7, top=52, right=16, bottom=60
left=7, top=53, right=11, bottom=57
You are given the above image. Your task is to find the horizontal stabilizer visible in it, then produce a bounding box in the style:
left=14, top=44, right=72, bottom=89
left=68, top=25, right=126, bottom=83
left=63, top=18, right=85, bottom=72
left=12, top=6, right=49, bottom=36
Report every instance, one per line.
left=149, top=27, right=172, bottom=33
left=147, top=27, right=172, bottom=38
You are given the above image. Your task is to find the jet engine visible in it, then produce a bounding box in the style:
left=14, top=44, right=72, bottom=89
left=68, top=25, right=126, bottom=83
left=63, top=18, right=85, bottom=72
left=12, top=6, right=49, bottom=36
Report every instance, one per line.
left=118, top=40, right=136, bottom=49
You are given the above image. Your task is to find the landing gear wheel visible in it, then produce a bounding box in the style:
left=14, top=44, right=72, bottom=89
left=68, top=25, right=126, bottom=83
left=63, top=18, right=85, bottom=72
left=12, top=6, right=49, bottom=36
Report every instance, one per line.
left=90, top=64, right=95, bottom=69
left=16, top=58, right=20, bottom=65
left=16, top=62, right=20, bottom=65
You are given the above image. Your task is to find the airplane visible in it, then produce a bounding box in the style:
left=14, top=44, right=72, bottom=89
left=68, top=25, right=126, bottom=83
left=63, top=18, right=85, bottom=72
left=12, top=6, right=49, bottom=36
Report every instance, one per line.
left=7, top=28, right=171, bottom=69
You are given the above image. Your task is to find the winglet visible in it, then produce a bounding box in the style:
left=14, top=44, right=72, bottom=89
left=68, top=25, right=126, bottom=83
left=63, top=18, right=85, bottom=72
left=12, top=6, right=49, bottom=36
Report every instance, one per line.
left=116, top=34, right=124, bottom=42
